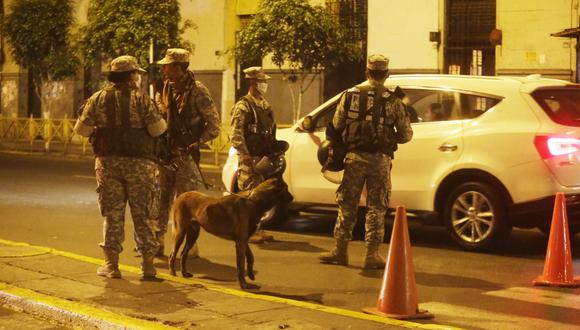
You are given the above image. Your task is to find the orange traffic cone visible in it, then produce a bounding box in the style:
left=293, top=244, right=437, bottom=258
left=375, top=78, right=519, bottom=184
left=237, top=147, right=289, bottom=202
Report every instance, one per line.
left=363, top=206, right=433, bottom=319
left=533, top=192, right=580, bottom=287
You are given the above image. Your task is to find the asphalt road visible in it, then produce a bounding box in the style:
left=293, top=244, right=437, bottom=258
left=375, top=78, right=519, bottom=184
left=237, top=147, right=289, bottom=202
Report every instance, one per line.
left=1, top=152, right=579, bottom=330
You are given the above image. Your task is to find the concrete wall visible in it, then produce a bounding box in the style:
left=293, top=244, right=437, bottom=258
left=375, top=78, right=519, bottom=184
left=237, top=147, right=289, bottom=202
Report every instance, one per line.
left=368, top=0, right=440, bottom=73
left=496, top=0, right=577, bottom=80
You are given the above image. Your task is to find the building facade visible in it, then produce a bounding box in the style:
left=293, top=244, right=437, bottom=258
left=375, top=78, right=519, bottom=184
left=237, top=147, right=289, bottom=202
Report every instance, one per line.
left=0, top=0, right=578, bottom=124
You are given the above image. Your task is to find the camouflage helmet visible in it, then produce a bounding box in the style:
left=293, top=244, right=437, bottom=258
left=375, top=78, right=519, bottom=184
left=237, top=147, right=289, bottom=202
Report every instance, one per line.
left=110, top=55, right=146, bottom=73
left=157, top=48, right=190, bottom=64
left=366, top=54, right=389, bottom=71
left=243, top=66, right=271, bottom=80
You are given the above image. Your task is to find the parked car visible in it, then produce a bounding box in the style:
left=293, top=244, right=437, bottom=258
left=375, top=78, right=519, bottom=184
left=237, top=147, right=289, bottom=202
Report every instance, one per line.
left=222, top=74, right=580, bottom=251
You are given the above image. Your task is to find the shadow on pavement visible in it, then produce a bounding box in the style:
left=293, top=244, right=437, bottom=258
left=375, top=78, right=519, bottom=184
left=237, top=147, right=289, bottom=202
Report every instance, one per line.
left=415, top=272, right=504, bottom=290
left=279, top=211, right=580, bottom=258
left=155, top=257, right=239, bottom=283
left=251, top=240, right=326, bottom=253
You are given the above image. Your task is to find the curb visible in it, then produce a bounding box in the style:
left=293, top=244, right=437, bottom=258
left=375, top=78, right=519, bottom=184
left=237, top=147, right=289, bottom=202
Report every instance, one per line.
left=0, top=282, right=178, bottom=330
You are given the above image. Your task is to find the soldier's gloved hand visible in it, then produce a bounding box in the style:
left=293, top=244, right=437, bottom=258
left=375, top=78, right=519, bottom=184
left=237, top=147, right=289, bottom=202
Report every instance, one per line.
left=239, top=153, right=254, bottom=169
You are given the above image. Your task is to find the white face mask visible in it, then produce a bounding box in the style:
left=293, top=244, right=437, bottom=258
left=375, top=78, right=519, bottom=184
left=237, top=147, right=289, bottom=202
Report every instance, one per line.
left=133, top=73, right=142, bottom=88
left=256, top=82, right=268, bottom=95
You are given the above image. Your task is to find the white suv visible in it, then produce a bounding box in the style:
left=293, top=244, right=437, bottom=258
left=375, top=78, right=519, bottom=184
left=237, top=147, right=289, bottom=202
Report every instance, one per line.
left=223, top=74, right=580, bottom=251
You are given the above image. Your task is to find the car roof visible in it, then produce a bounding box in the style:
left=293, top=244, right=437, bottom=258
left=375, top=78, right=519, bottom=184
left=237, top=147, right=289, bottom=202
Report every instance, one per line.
left=303, top=74, right=578, bottom=121
left=386, top=74, right=576, bottom=97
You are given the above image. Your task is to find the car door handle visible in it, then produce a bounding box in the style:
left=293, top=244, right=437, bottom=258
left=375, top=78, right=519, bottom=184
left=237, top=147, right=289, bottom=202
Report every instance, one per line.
left=438, top=143, right=458, bottom=152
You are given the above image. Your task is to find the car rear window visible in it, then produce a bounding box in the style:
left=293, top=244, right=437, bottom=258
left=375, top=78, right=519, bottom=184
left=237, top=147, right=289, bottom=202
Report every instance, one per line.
left=532, top=87, right=580, bottom=127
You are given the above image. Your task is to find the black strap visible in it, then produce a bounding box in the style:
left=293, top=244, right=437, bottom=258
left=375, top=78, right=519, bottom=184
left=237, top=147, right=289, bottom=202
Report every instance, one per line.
left=372, top=85, right=385, bottom=127
left=240, top=95, right=258, bottom=125
left=358, top=86, right=368, bottom=120
left=103, top=86, right=131, bottom=128
left=104, top=91, right=116, bottom=128
left=120, top=88, right=130, bottom=127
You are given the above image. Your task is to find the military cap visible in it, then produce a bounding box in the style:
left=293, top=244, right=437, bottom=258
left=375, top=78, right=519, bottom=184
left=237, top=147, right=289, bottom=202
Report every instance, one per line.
left=366, top=54, right=389, bottom=71
left=157, top=48, right=190, bottom=64
left=110, top=55, right=146, bottom=72
left=243, top=66, right=271, bottom=80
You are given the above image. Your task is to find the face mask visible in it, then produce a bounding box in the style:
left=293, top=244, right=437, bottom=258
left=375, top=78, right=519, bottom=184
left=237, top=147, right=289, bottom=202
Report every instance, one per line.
left=256, top=82, right=268, bottom=95
left=133, top=73, right=142, bottom=88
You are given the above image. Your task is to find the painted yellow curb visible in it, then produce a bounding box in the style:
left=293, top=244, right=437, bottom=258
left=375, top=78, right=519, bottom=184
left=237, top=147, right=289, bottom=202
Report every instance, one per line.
left=0, top=281, right=178, bottom=330
left=0, top=238, right=463, bottom=330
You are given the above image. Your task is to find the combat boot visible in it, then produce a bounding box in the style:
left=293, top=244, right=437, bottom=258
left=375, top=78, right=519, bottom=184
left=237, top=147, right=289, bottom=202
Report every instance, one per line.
left=318, top=239, right=349, bottom=266
left=155, top=244, right=165, bottom=258
left=363, top=242, right=386, bottom=270
left=97, top=248, right=121, bottom=278
left=141, top=254, right=157, bottom=280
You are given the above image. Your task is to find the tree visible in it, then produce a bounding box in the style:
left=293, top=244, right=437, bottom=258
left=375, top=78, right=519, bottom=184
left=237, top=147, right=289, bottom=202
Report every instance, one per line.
left=3, top=0, right=79, bottom=116
left=236, top=0, right=361, bottom=123
left=79, top=0, right=193, bottom=74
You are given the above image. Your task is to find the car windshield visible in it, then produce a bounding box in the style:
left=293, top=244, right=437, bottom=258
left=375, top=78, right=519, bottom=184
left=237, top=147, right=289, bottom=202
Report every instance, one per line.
left=532, top=87, right=580, bottom=127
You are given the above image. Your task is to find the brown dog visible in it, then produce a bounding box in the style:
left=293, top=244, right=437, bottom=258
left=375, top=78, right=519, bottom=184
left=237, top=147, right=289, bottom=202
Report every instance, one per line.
left=168, top=177, right=293, bottom=289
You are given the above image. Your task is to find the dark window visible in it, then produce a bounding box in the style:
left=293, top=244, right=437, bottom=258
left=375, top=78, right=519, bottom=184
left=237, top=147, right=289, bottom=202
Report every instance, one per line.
left=402, top=88, right=501, bottom=122
left=313, top=102, right=338, bottom=131
left=532, top=87, right=580, bottom=127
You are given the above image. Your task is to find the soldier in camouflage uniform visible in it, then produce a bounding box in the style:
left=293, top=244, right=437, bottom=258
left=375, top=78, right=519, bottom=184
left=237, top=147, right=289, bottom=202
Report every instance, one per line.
left=319, top=54, right=413, bottom=269
left=230, top=67, right=277, bottom=244
left=74, top=55, right=167, bottom=280
left=155, top=48, right=221, bottom=256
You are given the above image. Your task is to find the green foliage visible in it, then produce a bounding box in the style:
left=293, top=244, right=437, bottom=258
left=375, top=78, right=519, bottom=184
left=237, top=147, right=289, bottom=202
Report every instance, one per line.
left=3, top=0, right=79, bottom=82
left=79, top=0, right=194, bottom=70
left=236, top=0, right=361, bottom=75
left=236, top=0, right=361, bottom=122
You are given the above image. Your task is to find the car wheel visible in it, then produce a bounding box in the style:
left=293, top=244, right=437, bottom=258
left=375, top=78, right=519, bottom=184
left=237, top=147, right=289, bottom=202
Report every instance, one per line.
left=443, top=181, right=512, bottom=251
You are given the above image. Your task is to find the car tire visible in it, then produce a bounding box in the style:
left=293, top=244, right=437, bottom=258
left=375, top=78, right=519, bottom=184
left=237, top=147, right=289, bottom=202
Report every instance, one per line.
left=443, top=181, right=512, bottom=251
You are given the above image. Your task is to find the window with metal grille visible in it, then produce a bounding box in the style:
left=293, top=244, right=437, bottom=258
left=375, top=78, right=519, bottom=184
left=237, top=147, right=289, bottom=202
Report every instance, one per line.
left=325, top=0, right=367, bottom=52
left=445, top=0, right=496, bottom=76
left=324, top=0, right=368, bottom=100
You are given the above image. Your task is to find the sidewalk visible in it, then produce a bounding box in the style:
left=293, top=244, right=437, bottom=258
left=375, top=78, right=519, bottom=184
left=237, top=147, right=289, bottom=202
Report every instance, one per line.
left=0, top=239, right=441, bottom=330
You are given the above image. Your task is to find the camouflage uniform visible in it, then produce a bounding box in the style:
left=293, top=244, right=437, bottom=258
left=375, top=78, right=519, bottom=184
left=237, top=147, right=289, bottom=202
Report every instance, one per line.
left=74, top=55, right=167, bottom=278
left=332, top=82, right=413, bottom=243
left=319, top=54, right=413, bottom=268
left=230, top=93, right=275, bottom=191
left=230, top=67, right=277, bottom=243
left=155, top=49, right=220, bottom=252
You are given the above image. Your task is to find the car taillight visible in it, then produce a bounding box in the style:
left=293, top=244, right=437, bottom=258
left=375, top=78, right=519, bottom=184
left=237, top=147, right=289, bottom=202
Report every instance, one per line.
left=534, top=135, right=580, bottom=159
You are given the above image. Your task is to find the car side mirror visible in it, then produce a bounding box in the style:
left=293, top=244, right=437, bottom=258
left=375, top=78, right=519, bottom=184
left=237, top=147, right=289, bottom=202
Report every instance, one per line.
left=300, top=115, right=314, bottom=132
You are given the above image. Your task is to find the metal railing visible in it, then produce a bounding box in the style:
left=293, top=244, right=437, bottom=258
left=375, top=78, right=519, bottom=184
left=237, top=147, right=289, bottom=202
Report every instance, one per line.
left=0, top=117, right=294, bottom=168
left=0, top=116, right=232, bottom=168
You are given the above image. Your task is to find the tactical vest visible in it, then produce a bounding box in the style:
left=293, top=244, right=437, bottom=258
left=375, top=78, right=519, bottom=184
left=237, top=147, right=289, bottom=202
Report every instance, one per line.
left=240, top=96, right=275, bottom=157
left=163, top=74, right=205, bottom=149
left=342, top=85, right=397, bottom=157
left=91, top=86, right=157, bottom=160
